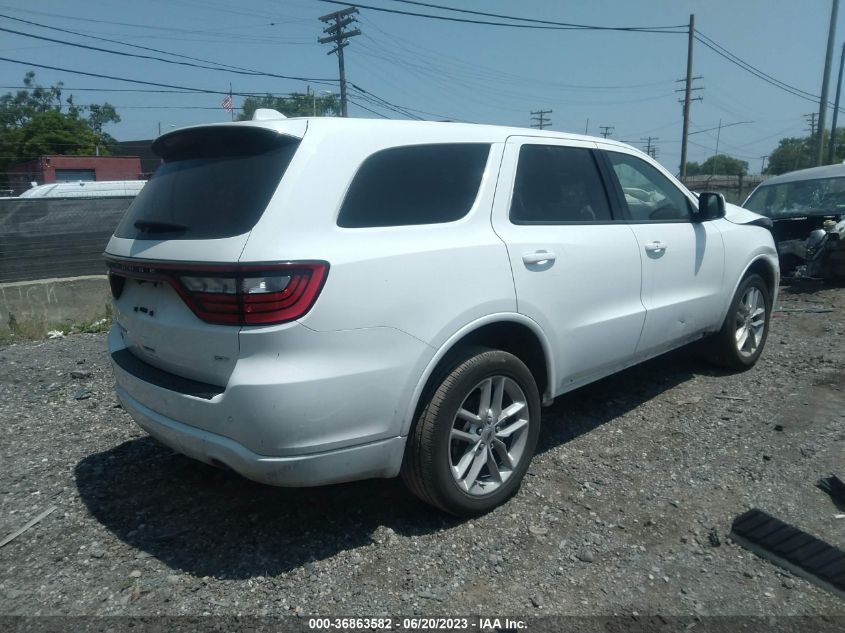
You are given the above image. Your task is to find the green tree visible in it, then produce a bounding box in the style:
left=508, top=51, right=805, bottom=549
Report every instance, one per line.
left=766, top=136, right=814, bottom=175
left=765, top=129, right=845, bottom=175
left=684, top=161, right=702, bottom=176
left=237, top=92, right=340, bottom=120
left=0, top=72, right=121, bottom=178
left=698, top=154, right=748, bottom=176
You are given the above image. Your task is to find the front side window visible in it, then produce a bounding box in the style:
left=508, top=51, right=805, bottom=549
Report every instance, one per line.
left=337, top=143, right=490, bottom=228
left=510, top=144, right=612, bottom=223
left=607, top=152, right=691, bottom=222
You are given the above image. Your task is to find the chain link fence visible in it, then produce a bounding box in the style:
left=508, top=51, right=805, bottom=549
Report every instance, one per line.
left=0, top=197, right=133, bottom=283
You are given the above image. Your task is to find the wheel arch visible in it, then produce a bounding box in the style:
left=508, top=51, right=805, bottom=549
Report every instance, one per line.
left=401, top=314, right=555, bottom=437
left=722, top=254, right=779, bottom=323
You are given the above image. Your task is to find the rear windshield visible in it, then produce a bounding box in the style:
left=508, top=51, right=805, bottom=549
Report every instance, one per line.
left=114, top=127, right=299, bottom=240
left=744, top=175, right=845, bottom=218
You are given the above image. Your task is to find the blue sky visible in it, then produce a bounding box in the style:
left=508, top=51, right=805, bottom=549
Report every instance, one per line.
left=0, top=0, right=841, bottom=174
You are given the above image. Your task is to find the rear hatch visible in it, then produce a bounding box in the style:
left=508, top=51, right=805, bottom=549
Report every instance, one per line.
left=105, top=123, right=305, bottom=386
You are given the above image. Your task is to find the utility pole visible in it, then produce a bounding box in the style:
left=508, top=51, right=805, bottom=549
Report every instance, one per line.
left=318, top=7, right=360, bottom=118
left=530, top=109, right=552, bottom=130
left=712, top=118, right=723, bottom=176
left=641, top=136, right=659, bottom=157
left=817, top=0, right=839, bottom=164
left=760, top=155, right=768, bottom=175
left=599, top=125, right=614, bottom=139
left=806, top=112, right=818, bottom=137
left=584, top=118, right=589, bottom=135
left=679, top=14, right=697, bottom=179
left=828, top=41, right=845, bottom=163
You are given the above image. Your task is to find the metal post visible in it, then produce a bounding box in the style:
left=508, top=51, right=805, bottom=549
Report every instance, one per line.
left=817, top=0, right=839, bottom=165
left=680, top=14, right=695, bottom=178
left=828, top=41, right=845, bottom=163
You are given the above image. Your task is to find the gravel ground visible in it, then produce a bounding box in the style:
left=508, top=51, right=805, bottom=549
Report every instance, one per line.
left=1, top=282, right=844, bottom=619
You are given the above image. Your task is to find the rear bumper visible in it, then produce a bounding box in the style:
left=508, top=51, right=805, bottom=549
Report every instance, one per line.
left=108, top=320, right=433, bottom=486
left=116, top=384, right=406, bottom=486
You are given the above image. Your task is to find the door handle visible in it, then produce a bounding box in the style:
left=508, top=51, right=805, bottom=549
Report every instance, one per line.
left=644, top=241, right=667, bottom=253
left=522, top=250, right=556, bottom=265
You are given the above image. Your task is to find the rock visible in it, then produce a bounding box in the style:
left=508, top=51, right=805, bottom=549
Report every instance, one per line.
left=418, top=590, right=434, bottom=599
left=531, top=594, right=544, bottom=607
left=707, top=529, right=721, bottom=547
left=782, top=578, right=797, bottom=589
left=70, top=370, right=92, bottom=379
left=129, top=570, right=142, bottom=578
left=577, top=548, right=595, bottom=563
left=74, top=389, right=92, bottom=401
left=166, top=575, right=180, bottom=585
left=528, top=525, right=548, bottom=536
left=304, top=562, right=316, bottom=573
left=90, top=548, right=105, bottom=559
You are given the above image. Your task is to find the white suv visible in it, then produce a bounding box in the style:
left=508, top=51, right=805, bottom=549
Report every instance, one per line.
left=105, top=114, right=778, bottom=515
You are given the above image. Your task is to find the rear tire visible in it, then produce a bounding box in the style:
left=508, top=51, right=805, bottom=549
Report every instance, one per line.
left=703, top=273, right=771, bottom=370
left=401, top=348, right=541, bottom=516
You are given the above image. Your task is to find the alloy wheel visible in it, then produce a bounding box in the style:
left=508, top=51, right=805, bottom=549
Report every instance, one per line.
left=448, top=375, right=530, bottom=496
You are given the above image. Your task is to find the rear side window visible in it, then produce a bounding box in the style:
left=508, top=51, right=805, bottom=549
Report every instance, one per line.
left=510, top=145, right=612, bottom=223
left=337, top=143, right=490, bottom=228
left=115, top=127, right=299, bottom=240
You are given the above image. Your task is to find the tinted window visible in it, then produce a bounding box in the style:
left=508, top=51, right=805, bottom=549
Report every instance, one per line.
left=607, top=152, right=691, bottom=222
left=115, top=127, right=299, bottom=240
left=510, top=145, right=612, bottom=223
left=337, top=144, right=490, bottom=228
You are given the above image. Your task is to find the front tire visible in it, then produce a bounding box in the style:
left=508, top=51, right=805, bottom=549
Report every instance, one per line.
left=401, top=348, right=541, bottom=516
left=705, top=273, right=771, bottom=370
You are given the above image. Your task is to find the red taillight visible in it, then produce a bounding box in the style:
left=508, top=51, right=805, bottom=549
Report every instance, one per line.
left=105, top=259, right=328, bottom=326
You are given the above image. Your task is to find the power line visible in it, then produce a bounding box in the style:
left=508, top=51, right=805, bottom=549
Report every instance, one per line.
left=0, top=19, right=338, bottom=84
left=0, top=55, right=268, bottom=96
left=316, top=0, right=687, bottom=33
left=346, top=96, right=390, bottom=118
left=382, top=0, right=688, bottom=32
left=0, top=56, right=430, bottom=124
left=0, top=13, right=316, bottom=78
left=0, top=85, right=302, bottom=96
left=694, top=30, right=825, bottom=106
left=348, top=83, right=425, bottom=119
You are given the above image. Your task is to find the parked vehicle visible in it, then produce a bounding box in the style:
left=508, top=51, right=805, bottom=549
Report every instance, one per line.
left=20, top=180, right=146, bottom=198
left=105, top=115, right=779, bottom=515
left=743, top=164, right=845, bottom=281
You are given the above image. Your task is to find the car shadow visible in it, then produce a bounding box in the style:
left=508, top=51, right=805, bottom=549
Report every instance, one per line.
left=75, top=348, right=729, bottom=579
left=536, top=347, right=724, bottom=454
left=75, top=438, right=459, bottom=579
left=779, top=278, right=830, bottom=295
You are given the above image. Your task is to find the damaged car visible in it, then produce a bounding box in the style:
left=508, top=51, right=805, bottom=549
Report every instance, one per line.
left=743, top=164, right=845, bottom=281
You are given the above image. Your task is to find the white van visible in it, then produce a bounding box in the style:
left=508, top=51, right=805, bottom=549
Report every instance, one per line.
left=20, top=180, right=146, bottom=198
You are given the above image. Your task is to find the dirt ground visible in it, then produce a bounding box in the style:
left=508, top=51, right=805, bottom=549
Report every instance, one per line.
left=1, top=282, right=844, bottom=621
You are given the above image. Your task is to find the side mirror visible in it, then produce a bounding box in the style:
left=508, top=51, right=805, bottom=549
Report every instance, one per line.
left=695, top=191, right=726, bottom=222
